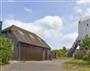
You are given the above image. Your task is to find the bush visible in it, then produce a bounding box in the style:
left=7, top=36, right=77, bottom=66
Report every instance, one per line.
left=0, top=36, right=14, bottom=64
left=51, top=47, right=67, bottom=58
left=74, top=35, right=90, bottom=62
left=80, top=35, right=90, bottom=50
left=73, top=49, right=86, bottom=59
left=78, top=35, right=90, bottom=61
left=82, top=50, right=90, bottom=61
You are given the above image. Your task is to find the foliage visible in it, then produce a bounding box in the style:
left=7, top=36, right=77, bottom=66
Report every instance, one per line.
left=64, top=58, right=90, bottom=71
left=74, top=35, right=90, bottom=61
left=62, top=46, right=67, bottom=52
left=79, top=35, right=90, bottom=61
left=51, top=46, right=67, bottom=57
left=0, top=36, right=14, bottom=64
left=82, top=50, right=90, bottom=62
left=80, top=35, right=90, bottom=50
left=73, top=49, right=86, bottom=59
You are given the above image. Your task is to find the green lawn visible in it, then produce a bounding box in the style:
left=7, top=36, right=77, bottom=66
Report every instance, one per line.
left=64, top=58, right=90, bottom=71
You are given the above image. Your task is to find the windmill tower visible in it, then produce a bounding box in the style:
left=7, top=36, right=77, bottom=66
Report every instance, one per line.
left=68, top=16, right=90, bottom=57
left=79, top=16, right=90, bottom=39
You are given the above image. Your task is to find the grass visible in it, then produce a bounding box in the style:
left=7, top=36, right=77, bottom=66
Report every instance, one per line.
left=57, top=57, right=73, bottom=60
left=64, top=58, right=90, bottom=71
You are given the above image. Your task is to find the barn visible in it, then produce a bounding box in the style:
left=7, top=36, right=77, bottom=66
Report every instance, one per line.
left=0, top=22, right=51, bottom=61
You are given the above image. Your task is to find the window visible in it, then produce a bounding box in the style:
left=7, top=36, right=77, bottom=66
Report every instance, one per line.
left=87, top=24, right=89, bottom=27
left=79, top=21, right=80, bottom=24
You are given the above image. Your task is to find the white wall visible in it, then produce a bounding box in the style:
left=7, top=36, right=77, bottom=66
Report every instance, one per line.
left=78, top=17, right=90, bottom=40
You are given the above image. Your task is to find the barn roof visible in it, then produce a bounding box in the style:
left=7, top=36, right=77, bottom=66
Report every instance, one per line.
left=2, top=25, right=50, bottom=49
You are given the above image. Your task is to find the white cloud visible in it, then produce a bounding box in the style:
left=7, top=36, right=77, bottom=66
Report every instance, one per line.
left=34, top=16, right=63, bottom=38
left=74, top=6, right=90, bottom=17
left=24, top=7, right=32, bottom=13
left=3, top=16, right=78, bottom=49
left=74, top=0, right=90, bottom=17
left=86, top=8, right=90, bottom=15
left=63, top=33, right=78, bottom=44
left=35, top=16, right=62, bottom=30
left=76, top=0, right=90, bottom=5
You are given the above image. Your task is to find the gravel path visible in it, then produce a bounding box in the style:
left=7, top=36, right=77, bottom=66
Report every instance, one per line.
left=1, top=60, right=67, bottom=71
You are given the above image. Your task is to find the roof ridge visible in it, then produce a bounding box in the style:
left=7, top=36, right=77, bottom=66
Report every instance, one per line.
left=8, top=25, right=36, bottom=35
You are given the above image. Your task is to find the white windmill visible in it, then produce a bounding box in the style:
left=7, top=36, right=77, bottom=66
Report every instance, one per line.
left=68, top=16, right=90, bottom=56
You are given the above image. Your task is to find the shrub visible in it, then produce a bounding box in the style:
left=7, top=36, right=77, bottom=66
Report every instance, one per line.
left=82, top=50, right=90, bottom=61
left=79, top=35, right=90, bottom=61
left=51, top=47, right=67, bottom=58
left=73, top=49, right=86, bottom=59
left=80, top=35, right=90, bottom=50
left=0, top=36, right=14, bottom=64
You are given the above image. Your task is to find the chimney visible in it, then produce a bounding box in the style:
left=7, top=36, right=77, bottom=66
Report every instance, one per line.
left=0, top=21, right=2, bottom=30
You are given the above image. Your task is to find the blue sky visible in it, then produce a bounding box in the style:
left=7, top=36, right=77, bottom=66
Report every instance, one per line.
left=0, top=0, right=90, bottom=49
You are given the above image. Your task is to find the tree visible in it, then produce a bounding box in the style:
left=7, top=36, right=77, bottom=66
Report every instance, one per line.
left=80, top=35, right=90, bottom=50
left=62, top=46, right=67, bottom=52
left=0, top=36, right=14, bottom=64
left=51, top=47, right=67, bottom=58
left=79, top=35, right=90, bottom=61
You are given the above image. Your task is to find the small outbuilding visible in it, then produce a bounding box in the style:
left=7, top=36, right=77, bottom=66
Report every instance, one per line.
left=0, top=23, right=51, bottom=61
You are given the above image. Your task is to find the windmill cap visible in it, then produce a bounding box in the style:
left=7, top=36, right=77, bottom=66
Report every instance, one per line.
left=80, top=16, right=90, bottom=22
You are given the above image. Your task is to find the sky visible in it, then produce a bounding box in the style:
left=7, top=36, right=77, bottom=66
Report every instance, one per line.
left=0, top=0, right=90, bottom=49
